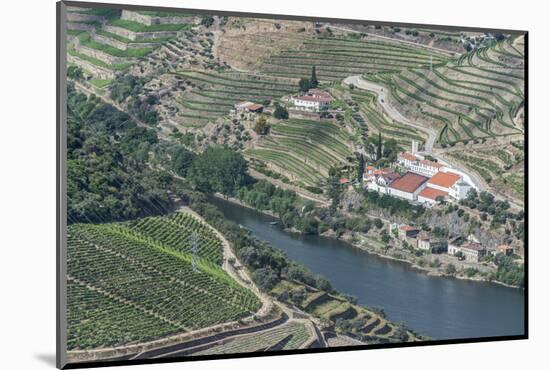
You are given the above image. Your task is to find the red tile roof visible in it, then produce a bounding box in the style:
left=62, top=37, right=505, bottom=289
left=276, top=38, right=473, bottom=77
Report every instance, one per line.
left=339, top=178, right=350, bottom=184
left=295, top=95, right=333, bottom=103
left=399, top=152, right=418, bottom=161
left=461, top=243, right=485, bottom=251
left=389, top=172, right=429, bottom=193
left=247, top=103, right=264, bottom=111
left=399, top=225, right=418, bottom=232
left=381, top=172, right=401, bottom=183
left=418, top=187, right=448, bottom=201
left=428, top=171, right=461, bottom=188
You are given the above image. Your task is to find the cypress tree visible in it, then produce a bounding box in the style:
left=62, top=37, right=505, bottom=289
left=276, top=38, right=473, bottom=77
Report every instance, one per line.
left=376, top=132, right=382, bottom=160
left=310, top=65, right=318, bottom=88
left=357, top=153, right=365, bottom=183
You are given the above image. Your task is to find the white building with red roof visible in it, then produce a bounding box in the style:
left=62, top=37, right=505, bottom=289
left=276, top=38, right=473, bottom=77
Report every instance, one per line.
left=424, top=171, right=471, bottom=202
left=293, top=89, right=333, bottom=112
left=387, top=172, right=429, bottom=201
left=397, top=152, right=445, bottom=177
left=364, top=168, right=400, bottom=194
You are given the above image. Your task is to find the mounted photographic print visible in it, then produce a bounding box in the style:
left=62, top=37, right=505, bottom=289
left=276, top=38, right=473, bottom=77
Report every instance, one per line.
left=56, top=1, right=527, bottom=368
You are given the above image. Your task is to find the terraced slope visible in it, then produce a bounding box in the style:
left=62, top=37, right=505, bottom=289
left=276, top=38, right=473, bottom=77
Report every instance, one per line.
left=272, top=281, right=414, bottom=344
left=330, top=85, right=426, bottom=148
left=445, top=141, right=525, bottom=201
left=246, top=119, right=353, bottom=186
left=67, top=213, right=261, bottom=351
left=261, top=35, right=451, bottom=81
left=66, top=7, right=196, bottom=91
left=190, top=322, right=312, bottom=355
left=363, top=35, right=524, bottom=145
left=173, top=70, right=297, bottom=124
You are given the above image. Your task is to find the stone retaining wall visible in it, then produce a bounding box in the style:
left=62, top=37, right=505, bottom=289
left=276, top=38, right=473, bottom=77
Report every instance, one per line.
left=121, top=9, right=197, bottom=26
left=67, top=13, right=102, bottom=22
left=91, top=32, right=127, bottom=50
left=102, top=24, right=137, bottom=40
left=121, top=9, right=152, bottom=25
left=75, top=44, right=136, bottom=65
left=68, top=54, right=116, bottom=80
left=102, top=24, right=179, bottom=41
left=67, top=22, right=96, bottom=31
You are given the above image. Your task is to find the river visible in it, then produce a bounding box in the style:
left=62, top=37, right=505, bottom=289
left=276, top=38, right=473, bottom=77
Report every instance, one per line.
left=211, top=197, right=525, bottom=340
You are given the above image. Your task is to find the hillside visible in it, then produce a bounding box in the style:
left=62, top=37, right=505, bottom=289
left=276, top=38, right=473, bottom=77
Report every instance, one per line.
left=66, top=212, right=261, bottom=351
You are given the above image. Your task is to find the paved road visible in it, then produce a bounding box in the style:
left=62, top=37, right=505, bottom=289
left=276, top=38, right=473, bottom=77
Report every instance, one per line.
left=343, top=75, right=437, bottom=154
left=342, top=75, right=491, bottom=194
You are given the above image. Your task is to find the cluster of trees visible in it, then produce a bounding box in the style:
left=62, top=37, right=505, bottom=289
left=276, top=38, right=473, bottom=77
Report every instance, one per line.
left=273, top=104, right=289, bottom=119
left=298, top=65, right=319, bottom=92
left=491, top=253, right=524, bottom=287
left=253, top=117, right=270, bottom=135
left=67, top=66, right=84, bottom=81
left=200, top=15, right=214, bottom=27
left=362, top=190, right=425, bottom=218
left=186, top=146, right=250, bottom=196
left=364, top=133, right=400, bottom=166
left=67, top=88, right=172, bottom=224
left=459, top=189, right=523, bottom=228
left=110, top=75, right=159, bottom=125
left=174, top=186, right=334, bottom=293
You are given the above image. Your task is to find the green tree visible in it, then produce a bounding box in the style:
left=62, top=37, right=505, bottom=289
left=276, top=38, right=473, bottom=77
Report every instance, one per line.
left=273, top=104, right=289, bottom=119
left=445, top=263, right=457, bottom=275
left=310, top=65, right=319, bottom=88
left=187, top=146, right=249, bottom=196
left=357, top=153, right=365, bottom=183
left=299, top=78, right=311, bottom=92
left=253, top=116, right=270, bottom=135
left=376, top=132, right=383, bottom=160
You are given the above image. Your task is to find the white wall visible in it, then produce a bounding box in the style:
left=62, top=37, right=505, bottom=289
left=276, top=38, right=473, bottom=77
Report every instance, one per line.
left=2, top=1, right=546, bottom=370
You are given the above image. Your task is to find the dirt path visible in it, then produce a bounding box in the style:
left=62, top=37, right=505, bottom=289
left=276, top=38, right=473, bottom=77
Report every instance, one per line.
left=175, top=206, right=273, bottom=317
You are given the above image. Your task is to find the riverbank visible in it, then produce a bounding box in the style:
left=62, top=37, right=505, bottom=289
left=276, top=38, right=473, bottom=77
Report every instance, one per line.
left=210, top=195, right=525, bottom=340
left=214, top=194, right=521, bottom=289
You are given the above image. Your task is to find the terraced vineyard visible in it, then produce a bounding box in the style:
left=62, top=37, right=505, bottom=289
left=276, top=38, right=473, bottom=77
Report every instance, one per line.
left=271, top=281, right=413, bottom=343
left=191, top=322, right=312, bottom=355
left=246, top=119, right=353, bottom=186
left=173, top=70, right=297, bottom=124
left=363, top=36, right=524, bottom=145
left=125, top=212, right=224, bottom=265
left=66, top=7, right=197, bottom=90
left=67, top=212, right=261, bottom=351
left=261, top=35, right=452, bottom=81
left=445, top=142, right=525, bottom=201
left=331, top=85, right=426, bottom=148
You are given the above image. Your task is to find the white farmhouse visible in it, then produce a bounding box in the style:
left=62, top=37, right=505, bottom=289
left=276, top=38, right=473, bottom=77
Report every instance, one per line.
left=292, top=89, right=333, bottom=112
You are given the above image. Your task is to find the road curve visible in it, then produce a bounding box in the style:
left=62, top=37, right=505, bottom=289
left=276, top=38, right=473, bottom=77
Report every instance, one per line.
left=343, top=75, right=437, bottom=154
left=342, top=75, right=488, bottom=193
